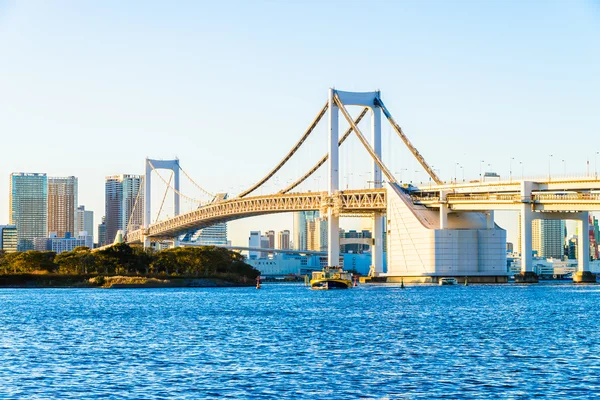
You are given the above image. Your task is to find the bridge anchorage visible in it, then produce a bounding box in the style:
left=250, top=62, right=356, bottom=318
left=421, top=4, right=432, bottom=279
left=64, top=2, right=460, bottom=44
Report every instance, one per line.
left=121, top=89, right=600, bottom=284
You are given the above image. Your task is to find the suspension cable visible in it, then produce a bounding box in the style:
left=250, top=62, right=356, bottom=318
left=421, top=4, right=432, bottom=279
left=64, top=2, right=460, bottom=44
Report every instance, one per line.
left=280, top=107, right=369, bottom=193
left=334, top=95, right=398, bottom=185
left=375, top=97, right=442, bottom=185
left=179, top=166, right=214, bottom=198
left=238, top=101, right=329, bottom=198
left=155, top=171, right=173, bottom=223
left=147, top=160, right=206, bottom=205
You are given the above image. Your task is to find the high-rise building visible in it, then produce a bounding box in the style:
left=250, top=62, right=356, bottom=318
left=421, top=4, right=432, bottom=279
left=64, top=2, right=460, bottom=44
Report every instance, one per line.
left=75, top=205, right=94, bottom=242
left=9, top=173, right=48, bottom=251
left=105, top=175, right=143, bottom=243
left=98, top=216, right=106, bottom=247
left=278, top=230, right=290, bottom=249
left=260, top=235, right=270, bottom=258
left=306, top=217, right=327, bottom=251
left=531, top=219, right=566, bottom=259
left=248, top=231, right=261, bottom=259
left=293, top=211, right=319, bottom=250
left=0, top=225, right=18, bottom=253
left=193, top=223, right=228, bottom=246
left=265, top=230, right=275, bottom=249
left=48, top=176, right=78, bottom=238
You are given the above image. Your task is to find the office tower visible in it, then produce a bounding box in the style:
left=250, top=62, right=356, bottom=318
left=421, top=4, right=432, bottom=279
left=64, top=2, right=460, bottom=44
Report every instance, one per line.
left=265, top=230, right=275, bottom=249
left=293, top=211, right=319, bottom=250
left=75, top=205, right=94, bottom=241
left=306, top=217, right=328, bottom=251
left=9, top=173, right=48, bottom=251
left=98, top=216, right=106, bottom=246
left=531, top=219, right=566, bottom=259
left=105, top=175, right=143, bottom=243
left=193, top=223, right=228, bottom=246
left=260, top=235, right=270, bottom=258
left=0, top=225, right=18, bottom=253
left=278, top=230, right=290, bottom=249
left=248, top=231, right=261, bottom=259
left=48, top=176, right=78, bottom=238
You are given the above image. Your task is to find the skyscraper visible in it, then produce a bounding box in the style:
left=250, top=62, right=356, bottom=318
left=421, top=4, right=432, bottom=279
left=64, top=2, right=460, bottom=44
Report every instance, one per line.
left=98, top=216, right=107, bottom=247
left=48, top=176, right=78, bottom=238
left=9, top=173, right=48, bottom=251
left=278, top=230, right=290, bottom=249
left=265, top=230, right=275, bottom=249
left=75, top=205, right=94, bottom=240
left=293, top=211, right=319, bottom=250
left=531, top=219, right=566, bottom=259
left=105, top=175, right=143, bottom=243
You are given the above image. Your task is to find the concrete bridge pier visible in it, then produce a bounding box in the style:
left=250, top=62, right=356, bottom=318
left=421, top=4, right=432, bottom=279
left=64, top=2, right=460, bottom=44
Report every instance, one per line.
left=574, top=212, right=595, bottom=283
left=516, top=182, right=538, bottom=283
left=327, top=88, right=340, bottom=268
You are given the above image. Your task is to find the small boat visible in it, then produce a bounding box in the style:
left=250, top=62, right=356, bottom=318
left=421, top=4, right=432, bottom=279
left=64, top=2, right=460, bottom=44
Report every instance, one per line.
left=310, top=266, right=353, bottom=290
left=439, top=277, right=458, bottom=286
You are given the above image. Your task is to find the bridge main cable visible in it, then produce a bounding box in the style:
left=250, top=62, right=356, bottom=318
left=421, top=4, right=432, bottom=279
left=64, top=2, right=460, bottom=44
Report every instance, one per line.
left=280, top=107, right=369, bottom=194
left=237, top=101, right=329, bottom=198
left=375, top=97, right=443, bottom=185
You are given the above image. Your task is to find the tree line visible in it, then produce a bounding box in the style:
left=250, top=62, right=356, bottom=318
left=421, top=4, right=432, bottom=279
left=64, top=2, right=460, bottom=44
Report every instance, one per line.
left=0, top=244, right=260, bottom=281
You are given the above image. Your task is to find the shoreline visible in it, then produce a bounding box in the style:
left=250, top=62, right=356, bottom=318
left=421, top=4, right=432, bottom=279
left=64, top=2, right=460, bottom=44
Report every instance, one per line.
left=0, top=274, right=255, bottom=288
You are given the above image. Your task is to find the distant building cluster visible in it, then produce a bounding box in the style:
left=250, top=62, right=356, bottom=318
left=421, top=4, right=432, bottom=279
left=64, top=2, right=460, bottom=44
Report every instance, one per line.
left=517, top=213, right=600, bottom=261
left=5, top=173, right=94, bottom=253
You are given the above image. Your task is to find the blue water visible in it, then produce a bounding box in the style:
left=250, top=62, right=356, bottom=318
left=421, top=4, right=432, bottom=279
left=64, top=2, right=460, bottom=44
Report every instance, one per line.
left=1, top=283, right=600, bottom=399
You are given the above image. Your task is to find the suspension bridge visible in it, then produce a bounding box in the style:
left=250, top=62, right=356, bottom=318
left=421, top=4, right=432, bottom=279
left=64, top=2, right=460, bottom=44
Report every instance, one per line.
left=118, top=89, right=600, bottom=283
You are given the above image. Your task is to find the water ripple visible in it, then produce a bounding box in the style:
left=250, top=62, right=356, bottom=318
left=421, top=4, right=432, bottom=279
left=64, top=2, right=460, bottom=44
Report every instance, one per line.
left=1, top=284, right=600, bottom=398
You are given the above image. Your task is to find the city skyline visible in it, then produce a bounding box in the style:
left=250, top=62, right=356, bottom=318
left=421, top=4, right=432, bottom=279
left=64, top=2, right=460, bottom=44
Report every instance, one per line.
left=1, top=1, right=599, bottom=247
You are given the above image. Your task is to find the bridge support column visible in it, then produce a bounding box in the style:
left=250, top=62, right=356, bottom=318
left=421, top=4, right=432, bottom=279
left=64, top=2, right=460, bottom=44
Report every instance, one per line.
left=574, top=212, right=594, bottom=283
left=328, top=88, right=340, bottom=268
left=372, top=212, right=383, bottom=275
left=516, top=204, right=537, bottom=283
left=371, top=99, right=383, bottom=275
left=439, top=191, right=448, bottom=229
left=172, top=237, right=180, bottom=249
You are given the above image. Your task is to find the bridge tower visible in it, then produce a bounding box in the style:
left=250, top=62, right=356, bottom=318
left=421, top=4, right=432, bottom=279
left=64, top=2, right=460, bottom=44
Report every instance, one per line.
left=144, top=158, right=181, bottom=247
left=328, top=89, right=384, bottom=274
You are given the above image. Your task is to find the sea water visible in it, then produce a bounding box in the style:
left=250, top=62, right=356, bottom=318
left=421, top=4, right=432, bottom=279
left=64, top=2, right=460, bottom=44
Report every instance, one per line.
left=1, top=283, right=600, bottom=399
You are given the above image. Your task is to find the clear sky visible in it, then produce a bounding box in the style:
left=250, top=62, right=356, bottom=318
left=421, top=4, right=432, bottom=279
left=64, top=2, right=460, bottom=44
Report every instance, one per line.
left=1, top=0, right=599, bottom=246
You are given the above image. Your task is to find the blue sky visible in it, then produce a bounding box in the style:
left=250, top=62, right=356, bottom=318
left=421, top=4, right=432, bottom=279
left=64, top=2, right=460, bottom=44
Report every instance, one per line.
left=1, top=0, right=599, bottom=246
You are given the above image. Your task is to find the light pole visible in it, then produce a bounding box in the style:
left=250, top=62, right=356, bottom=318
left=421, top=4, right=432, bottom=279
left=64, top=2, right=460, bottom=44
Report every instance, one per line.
left=562, top=159, right=566, bottom=176
left=454, top=163, right=459, bottom=184
left=396, top=168, right=407, bottom=183
left=520, top=161, right=523, bottom=180
left=595, top=152, right=599, bottom=178
left=549, top=154, right=553, bottom=180
left=479, top=160, right=485, bottom=182
left=510, top=157, right=514, bottom=182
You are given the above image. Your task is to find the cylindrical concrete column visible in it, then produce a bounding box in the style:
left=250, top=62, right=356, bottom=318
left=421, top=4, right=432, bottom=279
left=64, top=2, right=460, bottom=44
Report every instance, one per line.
left=328, top=88, right=340, bottom=267
left=439, top=191, right=448, bottom=229
left=577, top=213, right=590, bottom=272
left=371, top=102, right=383, bottom=274
left=520, top=205, right=533, bottom=272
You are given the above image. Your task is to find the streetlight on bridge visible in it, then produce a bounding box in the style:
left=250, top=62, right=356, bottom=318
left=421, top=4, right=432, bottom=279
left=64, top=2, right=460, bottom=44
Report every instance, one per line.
left=479, top=160, right=485, bottom=182
left=509, top=157, right=514, bottom=182
left=549, top=154, right=553, bottom=181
